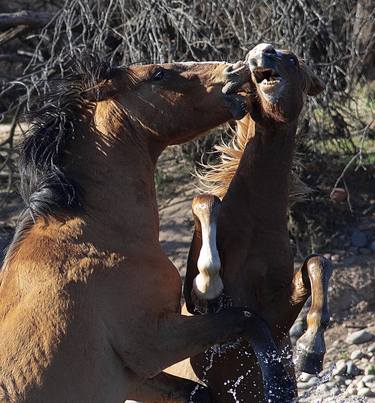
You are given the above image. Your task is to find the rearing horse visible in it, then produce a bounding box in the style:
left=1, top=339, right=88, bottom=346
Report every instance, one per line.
left=0, top=56, right=290, bottom=402
left=175, top=44, right=332, bottom=402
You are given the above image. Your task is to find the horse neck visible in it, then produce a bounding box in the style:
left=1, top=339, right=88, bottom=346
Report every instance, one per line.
left=65, top=123, right=164, bottom=251
left=223, top=117, right=297, bottom=229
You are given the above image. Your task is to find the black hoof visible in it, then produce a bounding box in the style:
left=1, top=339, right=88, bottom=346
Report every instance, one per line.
left=295, top=348, right=324, bottom=374
left=189, top=385, right=212, bottom=403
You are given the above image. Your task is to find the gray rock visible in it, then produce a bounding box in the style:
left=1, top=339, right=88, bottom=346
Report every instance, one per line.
left=299, top=372, right=313, bottom=382
left=316, top=383, right=331, bottom=392
left=363, top=375, right=375, bottom=386
left=351, top=349, right=364, bottom=360
left=307, top=376, right=319, bottom=386
left=331, top=254, right=340, bottom=261
left=297, top=381, right=310, bottom=390
left=347, top=360, right=361, bottom=377
left=346, top=329, right=375, bottom=344
left=351, top=229, right=367, bottom=247
left=358, top=387, right=373, bottom=397
left=368, top=342, right=375, bottom=353
left=333, top=359, right=347, bottom=376
left=334, top=375, right=346, bottom=384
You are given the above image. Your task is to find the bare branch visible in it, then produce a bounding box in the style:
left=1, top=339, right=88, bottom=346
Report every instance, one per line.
left=0, top=11, right=54, bottom=30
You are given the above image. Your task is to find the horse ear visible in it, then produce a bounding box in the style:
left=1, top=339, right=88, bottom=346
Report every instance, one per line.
left=300, top=61, right=325, bottom=96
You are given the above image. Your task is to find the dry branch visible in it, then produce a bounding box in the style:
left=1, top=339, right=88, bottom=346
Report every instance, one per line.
left=0, top=11, right=53, bottom=30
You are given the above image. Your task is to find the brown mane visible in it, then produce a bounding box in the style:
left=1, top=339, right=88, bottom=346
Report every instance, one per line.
left=198, top=115, right=311, bottom=204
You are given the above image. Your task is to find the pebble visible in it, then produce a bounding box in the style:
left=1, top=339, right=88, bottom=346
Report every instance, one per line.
left=316, top=383, right=331, bottom=392
left=351, top=229, right=367, bottom=247
left=359, top=247, right=371, bottom=255
left=357, top=387, right=373, bottom=397
left=299, top=372, right=313, bottom=382
left=307, top=376, right=319, bottom=386
left=332, top=359, right=347, bottom=376
left=363, top=375, right=375, bottom=384
left=351, top=349, right=364, bottom=360
left=334, top=375, right=346, bottom=384
left=346, top=329, right=375, bottom=344
left=297, top=381, right=310, bottom=390
left=356, top=380, right=366, bottom=389
left=368, top=342, right=375, bottom=353
left=370, top=240, right=375, bottom=252
left=347, top=360, right=361, bottom=376
left=331, top=254, right=340, bottom=261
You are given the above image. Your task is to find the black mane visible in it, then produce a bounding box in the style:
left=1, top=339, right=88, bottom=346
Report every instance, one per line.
left=19, top=55, right=114, bottom=219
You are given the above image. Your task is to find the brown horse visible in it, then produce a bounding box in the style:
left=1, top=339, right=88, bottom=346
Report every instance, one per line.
left=177, top=44, right=332, bottom=402
left=0, top=56, right=292, bottom=402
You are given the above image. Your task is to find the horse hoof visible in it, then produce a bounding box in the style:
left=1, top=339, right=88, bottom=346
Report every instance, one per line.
left=295, top=348, right=324, bottom=374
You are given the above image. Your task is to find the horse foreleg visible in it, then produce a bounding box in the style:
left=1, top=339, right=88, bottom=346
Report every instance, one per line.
left=183, top=194, right=225, bottom=314
left=291, top=255, right=332, bottom=374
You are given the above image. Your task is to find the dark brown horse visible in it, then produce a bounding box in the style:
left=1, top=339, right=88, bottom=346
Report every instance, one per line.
left=175, top=44, right=332, bottom=402
left=0, top=56, right=292, bottom=402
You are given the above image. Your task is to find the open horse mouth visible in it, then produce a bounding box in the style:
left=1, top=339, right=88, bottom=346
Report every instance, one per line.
left=252, top=67, right=281, bottom=90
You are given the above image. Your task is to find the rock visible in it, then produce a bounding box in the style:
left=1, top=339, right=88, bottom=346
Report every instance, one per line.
left=346, top=383, right=357, bottom=394
left=368, top=343, right=375, bottom=353
left=334, top=375, right=346, bottom=384
left=346, top=360, right=361, bottom=377
left=356, top=380, right=366, bottom=389
left=363, top=375, right=375, bottom=386
left=366, top=365, right=375, bottom=375
left=351, top=349, right=364, bottom=360
left=370, top=240, right=375, bottom=253
left=345, top=379, right=352, bottom=385
left=346, top=329, right=375, bottom=344
left=359, top=247, right=371, bottom=255
left=323, top=253, right=331, bottom=260
left=329, top=386, right=340, bottom=396
left=316, top=383, right=331, bottom=393
left=351, top=229, right=367, bottom=247
left=299, top=372, right=313, bottom=382
left=307, top=376, right=319, bottom=387
left=357, top=387, right=373, bottom=397
left=331, top=253, right=340, bottom=261
left=333, top=359, right=347, bottom=376
left=297, top=381, right=310, bottom=390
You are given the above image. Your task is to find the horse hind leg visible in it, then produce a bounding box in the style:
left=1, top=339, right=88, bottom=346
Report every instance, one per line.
left=293, top=255, right=333, bottom=374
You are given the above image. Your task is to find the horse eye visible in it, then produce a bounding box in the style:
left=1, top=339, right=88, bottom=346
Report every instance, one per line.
left=152, top=70, right=164, bottom=81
